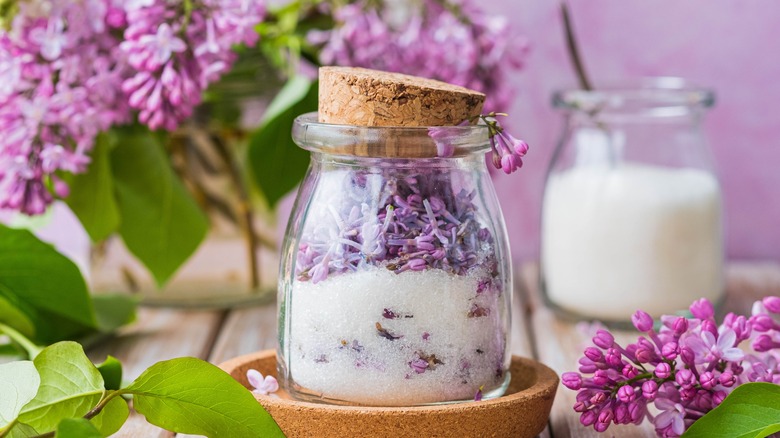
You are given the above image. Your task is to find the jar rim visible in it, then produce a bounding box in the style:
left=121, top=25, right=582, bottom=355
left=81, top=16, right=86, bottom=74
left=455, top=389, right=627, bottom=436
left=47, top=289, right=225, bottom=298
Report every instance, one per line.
left=552, top=77, right=715, bottom=115
left=292, top=112, right=491, bottom=159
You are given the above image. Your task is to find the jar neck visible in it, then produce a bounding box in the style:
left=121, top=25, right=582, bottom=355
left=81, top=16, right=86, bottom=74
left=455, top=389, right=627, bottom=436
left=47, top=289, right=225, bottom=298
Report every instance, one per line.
left=310, top=151, right=488, bottom=171
left=293, top=113, right=491, bottom=159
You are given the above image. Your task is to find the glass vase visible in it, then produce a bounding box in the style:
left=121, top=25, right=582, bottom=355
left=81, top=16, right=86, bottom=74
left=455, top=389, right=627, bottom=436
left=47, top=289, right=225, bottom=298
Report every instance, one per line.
left=277, top=113, right=513, bottom=406
left=541, top=78, right=724, bottom=323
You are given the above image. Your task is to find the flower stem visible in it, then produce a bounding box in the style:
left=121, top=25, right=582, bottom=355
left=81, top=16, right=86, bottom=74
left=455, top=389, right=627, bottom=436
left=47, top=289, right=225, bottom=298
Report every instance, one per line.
left=560, top=1, right=593, bottom=91
left=0, top=323, right=42, bottom=359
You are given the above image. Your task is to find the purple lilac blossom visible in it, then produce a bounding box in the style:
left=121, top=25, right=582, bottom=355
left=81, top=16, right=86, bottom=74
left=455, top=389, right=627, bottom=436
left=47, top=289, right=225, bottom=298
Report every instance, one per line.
left=0, top=0, right=263, bottom=215
left=308, top=0, right=529, bottom=112
left=562, top=296, right=780, bottom=437
left=295, top=169, right=498, bottom=284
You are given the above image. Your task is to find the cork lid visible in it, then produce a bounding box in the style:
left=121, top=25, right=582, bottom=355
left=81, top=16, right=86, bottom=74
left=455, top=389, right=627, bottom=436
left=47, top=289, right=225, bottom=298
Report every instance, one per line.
left=318, top=67, right=485, bottom=127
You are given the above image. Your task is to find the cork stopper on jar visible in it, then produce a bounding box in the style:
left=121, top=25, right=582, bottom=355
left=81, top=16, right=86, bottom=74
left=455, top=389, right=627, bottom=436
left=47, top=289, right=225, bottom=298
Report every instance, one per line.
left=318, top=67, right=485, bottom=127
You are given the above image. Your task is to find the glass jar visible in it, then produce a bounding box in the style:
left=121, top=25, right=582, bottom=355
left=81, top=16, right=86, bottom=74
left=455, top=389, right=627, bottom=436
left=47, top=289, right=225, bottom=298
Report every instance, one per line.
left=541, top=78, right=724, bottom=323
left=277, top=113, right=512, bottom=406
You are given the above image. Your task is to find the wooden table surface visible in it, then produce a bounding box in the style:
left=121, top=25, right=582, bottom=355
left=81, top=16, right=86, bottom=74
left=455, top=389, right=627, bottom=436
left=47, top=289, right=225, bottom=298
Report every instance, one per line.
left=95, top=262, right=780, bottom=438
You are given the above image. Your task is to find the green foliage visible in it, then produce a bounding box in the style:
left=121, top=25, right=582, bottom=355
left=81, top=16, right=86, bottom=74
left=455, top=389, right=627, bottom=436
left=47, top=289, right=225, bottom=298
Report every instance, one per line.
left=66, top=132, right=121, bottom=242
left=88, top=397, right=128, bottom=437
left=91, top=295, right=137, bottom=334
left=17, top=342, right=104, bottom=433
left=248, top=76, right=317, bottom=207
left=56, top=418, right=102, bottom=438
left=110, top=125, right=209, bottom=286
left=95, top=356, right=123, bottom=391
left=0, top=362, right=39, bottom=433
left=683, top=382, right=780, bottom=438
left=0, top=225, right=96, bottom=343
left=127, top=357, right=284, bottom=438
left=0, top=339, right=283, bottom=438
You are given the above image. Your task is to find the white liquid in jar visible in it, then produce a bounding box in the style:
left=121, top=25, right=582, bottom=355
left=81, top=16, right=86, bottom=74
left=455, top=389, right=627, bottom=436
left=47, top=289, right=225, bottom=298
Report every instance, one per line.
left=542, top=163, right=723, bottom=320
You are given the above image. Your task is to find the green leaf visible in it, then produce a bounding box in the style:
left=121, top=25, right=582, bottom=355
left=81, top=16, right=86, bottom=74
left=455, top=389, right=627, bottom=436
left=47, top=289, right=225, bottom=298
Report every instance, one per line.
left=95, top=356, right=122, bottom=391
left=92, top=294, right=137, bottom=333
left=0, top=225, right=96, bottom=343
left=0, top=362, right=39, bottom=430
left=66, top=132, right=121, bottom=242
left=56, top=418, right=102, bottom=438
left=127, top=357, right=284, bottom=438
left=683, top=382, right=780, bottom=438
left=18, top=342, right=104, bottom=434
left=4, top=423, right=36, bottom=438
left=248, top=76, right=317, bottom=208
left=0, top=293, right=35, bottom=339
left=110, top=125, right=209, bottom=286
left=89, top=396, right=128, bottom=437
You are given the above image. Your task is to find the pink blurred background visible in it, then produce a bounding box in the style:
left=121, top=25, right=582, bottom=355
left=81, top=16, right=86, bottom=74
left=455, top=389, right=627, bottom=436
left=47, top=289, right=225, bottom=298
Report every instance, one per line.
left=493, top=0, right=780, bottom=261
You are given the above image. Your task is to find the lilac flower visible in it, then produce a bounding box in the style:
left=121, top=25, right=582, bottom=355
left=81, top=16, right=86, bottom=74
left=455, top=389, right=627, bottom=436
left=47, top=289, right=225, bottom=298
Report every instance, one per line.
left=409, top=357, right=428, bottom=374
left=309, top=0, right=529, bottom=112
left=684, top=328, right=744, bottom=363
left=562, top=296, right=780, bottom=436
left=247, top=369, right=279, bottom=396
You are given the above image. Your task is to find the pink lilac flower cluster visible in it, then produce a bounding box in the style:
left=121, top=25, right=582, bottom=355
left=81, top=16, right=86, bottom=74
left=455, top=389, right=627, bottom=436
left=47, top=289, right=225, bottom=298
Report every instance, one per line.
left=562, top=297, right=780, bottom=437
left=121, top=0, right=264, bottom=130
left=429, top=115, right=529, bottom=175
left=295, top=168, right=499, bottom=284
left=308, top=0, right=529, bottom=112
left=0, top=0, right=129, bottom=214
left=0, top=0, right=263, bottom=215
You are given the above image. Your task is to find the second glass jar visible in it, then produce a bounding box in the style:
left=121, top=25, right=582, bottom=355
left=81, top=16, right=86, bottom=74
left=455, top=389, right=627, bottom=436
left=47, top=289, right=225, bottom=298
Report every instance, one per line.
left=541, top=78, right=724, bottom=322
left=278, top=113, right=512, bottom=406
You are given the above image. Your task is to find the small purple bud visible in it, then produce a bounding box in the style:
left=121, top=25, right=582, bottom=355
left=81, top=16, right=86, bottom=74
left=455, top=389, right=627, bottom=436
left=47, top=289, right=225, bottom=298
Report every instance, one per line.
left=635, top=347, right=653, bottom=363
left=676, top=369, right=695, bottom=389
left=409, top=358, right=428, bottom=374
left=580, top=410, right=597, bottom=426
left=673, top=317, right=689, bottom=335
left=729, top=314, right=750, bottom=340
left=632, top=310, right=654, bottom=332
left=590, top=391, right=608, bottom=405
left=641, top=380, right=658, bottom=400
left=422, top=332, right=430, bottom=341
left=763, top=296, right=780, bottom=313
left=719, top=372, right=736, bottom=387
left=754, top=334, right=775, bottom=352
left=404, top=258, right=427, bottom=271
left=654, top=362, right=672, bottom=379
left=713, top=390, right=728, bottom=406
left=617, top=385, right=636, bottom=403
left=614, top=403, right=630, bottom=424
left=661, top=342, right=679, bottom=360
left=584, top=347, right=604, bottom=363
left=383, top=308, right=398, bottom=319
left=596, top=408, right=614, bottom=432
left=752, top=314, right=775, bottom=332
left=680, top=347, right=695, bottom=365
left=628, top=400, right=644, bottom=423
left=690, top=298, right=715, bottom=320
left=693, top=389, right=713, bottom=411
left=622, top=364, right=639, bottom=379
left=562, top=372, right=583, bottom=390
left=680, top=386, right=697, bottom=401
left=731, top=362, right=744, bottom=375
left=593, top=330, right=615, bottom=349
left=701, top=319, right=718, bottom=337
left=573, top=401, right=587, bottom=413
left=592, top=370, right=610, bottom=386
left=699, top=371, right=717, bottom=390
left=605, top=348, right=623, bottom=367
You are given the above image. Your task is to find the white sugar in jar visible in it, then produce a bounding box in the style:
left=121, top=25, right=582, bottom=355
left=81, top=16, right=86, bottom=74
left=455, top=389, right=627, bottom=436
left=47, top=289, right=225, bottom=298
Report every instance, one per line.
left=541, top=81, right=725, bottom=322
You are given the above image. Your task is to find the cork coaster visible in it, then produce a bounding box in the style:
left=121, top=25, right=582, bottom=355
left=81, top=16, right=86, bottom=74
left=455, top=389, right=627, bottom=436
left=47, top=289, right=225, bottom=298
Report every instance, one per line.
left=318, top=67, right=485, bottom=127
left=219, top=350, right=558, bottom=438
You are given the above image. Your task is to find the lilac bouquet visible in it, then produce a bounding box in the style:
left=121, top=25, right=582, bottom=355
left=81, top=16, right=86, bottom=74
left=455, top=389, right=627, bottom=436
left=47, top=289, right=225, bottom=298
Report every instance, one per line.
left=562, top=297, right=780, bottom=437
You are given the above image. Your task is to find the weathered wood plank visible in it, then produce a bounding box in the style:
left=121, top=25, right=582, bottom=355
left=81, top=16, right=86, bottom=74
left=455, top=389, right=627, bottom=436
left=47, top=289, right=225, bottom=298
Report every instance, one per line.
left=208, top=304, right=277, bottom=365
left=88, top=307, right=223, bottom=438
left=520, top=261, right=780, bottom=438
